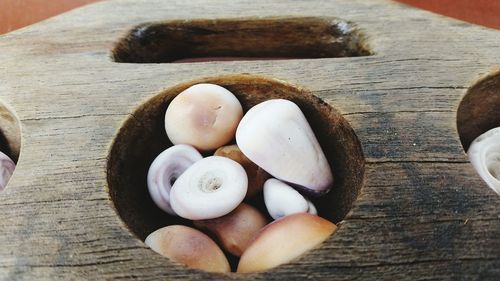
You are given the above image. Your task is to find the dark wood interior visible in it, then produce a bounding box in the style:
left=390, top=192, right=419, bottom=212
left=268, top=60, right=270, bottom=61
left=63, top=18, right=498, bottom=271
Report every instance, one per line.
left=457, top=71, right=500, bottom=151
left=112, top=17, right=372, bottom=63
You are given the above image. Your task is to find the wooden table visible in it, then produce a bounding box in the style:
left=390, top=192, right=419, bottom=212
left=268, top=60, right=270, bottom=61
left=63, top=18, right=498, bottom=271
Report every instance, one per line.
left=0, top=0, right=498, bottom=279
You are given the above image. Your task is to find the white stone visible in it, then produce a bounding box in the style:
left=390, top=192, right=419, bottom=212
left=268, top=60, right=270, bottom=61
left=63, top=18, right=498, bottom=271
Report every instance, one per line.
left=170, top=156, right=248, bottom=220
left=263, top=178, right=317, bottom=220
left=236, top=99, right=333, bottom=195
left=468, top=127, right=500, bottom=195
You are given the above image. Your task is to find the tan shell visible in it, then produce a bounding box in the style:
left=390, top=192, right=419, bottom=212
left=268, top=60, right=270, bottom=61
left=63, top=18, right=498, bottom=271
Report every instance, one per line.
left=165, top=83, right=243, bottom=151
left=145, top=225, right=230, bottom=273
left=214, top=145, right=269, bottom=198
left=194, top=203, right=268, bottom=257
left=237, top=213, right=336, bottom=273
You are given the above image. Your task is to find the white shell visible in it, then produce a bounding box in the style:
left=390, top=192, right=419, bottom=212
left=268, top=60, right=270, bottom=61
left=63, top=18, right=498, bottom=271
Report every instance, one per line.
left=263, top=178, right=317, bottom=220
left=170, top=156, right=248, bottom=220
left=307, top=200, right=318, bottom=215
left=236, top=99, right=333, bottom=194
left=147, top=144, right=203, bottom=215
left=467, top=127, right=500, bottom=195
left=0, top=151, right=15, bottom=191
left=164, top=83, right=243, bottom=151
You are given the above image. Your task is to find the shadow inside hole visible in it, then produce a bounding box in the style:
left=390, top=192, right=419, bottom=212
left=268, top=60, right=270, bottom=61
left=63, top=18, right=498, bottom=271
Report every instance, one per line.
left=106, top=74, right=365, bottom=242
left=112, top=17, right=372, bottom=63
left=457, top=71, right=500, bottom=151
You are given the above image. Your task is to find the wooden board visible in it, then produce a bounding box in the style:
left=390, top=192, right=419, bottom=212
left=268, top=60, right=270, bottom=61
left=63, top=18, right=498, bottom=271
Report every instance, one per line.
left=0, top=0, right=498, bottom=279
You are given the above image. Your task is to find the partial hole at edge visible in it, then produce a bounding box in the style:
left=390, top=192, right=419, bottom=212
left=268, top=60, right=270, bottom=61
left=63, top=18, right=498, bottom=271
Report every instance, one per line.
left=457, top=71, right=500, bottom=151
left=0, top=100, right=22, bottom=192
left=458, top=71, right=500, bottom=195
left=111, top=17, right=372, bottom=63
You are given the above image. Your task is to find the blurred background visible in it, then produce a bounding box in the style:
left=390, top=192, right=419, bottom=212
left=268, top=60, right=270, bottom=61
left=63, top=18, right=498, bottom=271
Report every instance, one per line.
left=0, top=0, right=499, bottom=35
left=0, top=0, right=99, bottom=34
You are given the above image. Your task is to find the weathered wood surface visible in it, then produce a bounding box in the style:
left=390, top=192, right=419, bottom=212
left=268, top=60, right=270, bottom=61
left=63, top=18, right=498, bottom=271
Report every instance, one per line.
left=0, top=0, right=499, bottom=280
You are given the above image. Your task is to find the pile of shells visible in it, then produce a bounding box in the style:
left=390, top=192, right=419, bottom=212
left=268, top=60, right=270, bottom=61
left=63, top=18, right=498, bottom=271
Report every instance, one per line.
left=145, top=83, right=337, bottom=273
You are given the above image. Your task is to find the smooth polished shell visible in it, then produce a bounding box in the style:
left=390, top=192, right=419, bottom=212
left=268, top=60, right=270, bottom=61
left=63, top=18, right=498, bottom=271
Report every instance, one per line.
left=164, top=83, right=243, bottom=151
left=263, top=178, right=317, bottom=220
left=307, top=200, right=317, bottom=215
left=170, top=156, right=248, bottom=220
left=237, top=213, right=336, bottom=273
left=194, top=203, right=268, bottom=257
left=0, top=151, right=15, bottom=191
left=236, top=99, right=333, bottom=195
left=214, top=144, right=269, bottom=198
left=147, top=144, right=203, bottom=214
left=145, top=225, right=230, bottom=273
left=468, top=127, right=500, bottom=194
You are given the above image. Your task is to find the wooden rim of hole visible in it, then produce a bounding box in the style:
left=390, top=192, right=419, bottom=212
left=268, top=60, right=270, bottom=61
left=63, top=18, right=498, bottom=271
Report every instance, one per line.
left=106, top=74, right=366, bottom=272
left=457, top=70, right=500, bottom=151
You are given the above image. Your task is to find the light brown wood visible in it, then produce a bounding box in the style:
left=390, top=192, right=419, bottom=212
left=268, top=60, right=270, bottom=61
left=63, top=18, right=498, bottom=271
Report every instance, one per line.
left=0, top=0, right=498, bottom=280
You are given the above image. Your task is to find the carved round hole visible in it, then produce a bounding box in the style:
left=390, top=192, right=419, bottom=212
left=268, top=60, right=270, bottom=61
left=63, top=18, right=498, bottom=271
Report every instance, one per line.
left=457, top=71, right=500, bottom=194
left=106, top=74, right=365, bottom=271
left=0, top=100, right=21, bottom=192
left=457, top=71, right=500, bottom=151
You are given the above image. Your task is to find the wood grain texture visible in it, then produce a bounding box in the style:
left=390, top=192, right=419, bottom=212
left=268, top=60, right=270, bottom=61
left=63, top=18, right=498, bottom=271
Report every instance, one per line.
left=0, top=0, right=499, bottom=280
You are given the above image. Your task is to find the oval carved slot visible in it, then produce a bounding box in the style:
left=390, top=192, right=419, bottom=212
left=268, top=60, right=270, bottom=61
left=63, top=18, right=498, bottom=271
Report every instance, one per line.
left=112, top=17, right=372, bottom=63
